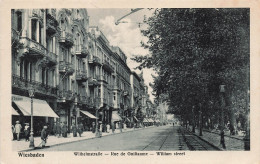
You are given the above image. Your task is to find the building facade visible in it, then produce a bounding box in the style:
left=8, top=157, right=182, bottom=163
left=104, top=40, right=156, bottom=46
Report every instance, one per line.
left=11, top=8, right=152, bottom=134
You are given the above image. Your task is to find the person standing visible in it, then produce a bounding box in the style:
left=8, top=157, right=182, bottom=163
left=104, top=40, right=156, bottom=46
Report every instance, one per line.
left=92, top=122, right=95, bottom=133
left=24, top=123, right=30, bottom=142
left=71, top=123, right=77, bottom=137
left=62, top=122, right=67, bottom=138
left=56, top=121, right=61, bottom=137
left=53, top=122, right=57, bottom=136
left=78, top=122, right=83, bottom=137
left=106, top=124, right=110, bottom=133
left=12, top=124, right=15, bottom=140
left=14, top=121, right=22, bottom=141
left=40, top=125, right=48, bottom=148
left=99, top=123, right=102, bottom=137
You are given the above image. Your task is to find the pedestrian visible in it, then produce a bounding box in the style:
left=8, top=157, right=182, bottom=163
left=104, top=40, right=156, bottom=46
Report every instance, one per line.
left=14, top=121, right=22, bottom=141
left=71, top=122, right=77, bottom=137
left=78, top=122, right=83, bottom=137
left=62, top=121, right=67, bottom=138
left=24, top=123, right=30, bottom=142
left=53, top=122, right=57, bottom=136
left=99, top=123, right=102, bottom=137
left=56, top=121, right=61, bottom=137
left=40, top=125, right=48, bottom=148
left=106, top=124, right=110, bottom=133
left=220, top=130, right=226, bottom=149
left=92, top=122, right=95, bottom=133
left=12, top=124, right=16, bottom=140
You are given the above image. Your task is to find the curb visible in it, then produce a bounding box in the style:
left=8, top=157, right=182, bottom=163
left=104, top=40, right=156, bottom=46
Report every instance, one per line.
left=20, top=126, right=158, bottom=152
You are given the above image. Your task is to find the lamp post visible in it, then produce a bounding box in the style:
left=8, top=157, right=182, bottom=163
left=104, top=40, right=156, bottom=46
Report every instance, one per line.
left=28, top=88, right=35, bottom=148
left=219, top=84, right=226, bottom=149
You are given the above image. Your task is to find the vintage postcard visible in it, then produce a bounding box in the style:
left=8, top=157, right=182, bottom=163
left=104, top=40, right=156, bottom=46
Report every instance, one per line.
left=1, top=0, right=260, bottom=164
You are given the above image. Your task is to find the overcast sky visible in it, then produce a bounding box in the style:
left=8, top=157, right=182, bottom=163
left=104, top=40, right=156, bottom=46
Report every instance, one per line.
left=87, top=8, right=156, bottom=101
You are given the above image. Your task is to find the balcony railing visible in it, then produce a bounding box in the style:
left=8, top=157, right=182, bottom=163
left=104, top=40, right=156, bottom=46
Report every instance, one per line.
left=47, top=51, right=58, bottom=65
left=124, top=90, right=129, bottom=96
left=75, top=44, right=88, bottom=58
left=103, top=61, right=114, bottom=73
left=46, top=12, right=58, bottom=35
left=19, top=37, right=47, bottom=57
left=88, top=77, right=99, bottom=86
left=59, top=30, right=74, bottom=47
left=12, top=74, right=57, bottom=97
left=88, top=56, right=102, bottom=65
left=78, top=95, right=87, bottom=104
left=76, top=70, right=87, bottom=82
left=59, top=61, right=74, bottom=75
left=58, top=90, right=74, bottom=101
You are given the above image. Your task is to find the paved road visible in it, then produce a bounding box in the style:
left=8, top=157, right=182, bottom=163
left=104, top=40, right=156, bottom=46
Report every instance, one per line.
left=33, top=125, right=218, bottom=151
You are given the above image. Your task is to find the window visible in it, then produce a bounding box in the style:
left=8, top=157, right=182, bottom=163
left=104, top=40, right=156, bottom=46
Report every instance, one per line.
left=31, top=19, right=37, bottom=41
left=39, top=24, right=42, bottom=44
left=17, top=11, right=22, bottom=33
left=113, top=93, right=116, bottom=100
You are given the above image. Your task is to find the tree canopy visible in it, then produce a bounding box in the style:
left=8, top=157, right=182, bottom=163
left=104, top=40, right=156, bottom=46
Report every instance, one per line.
left=132, top=8, right=249, bottom=124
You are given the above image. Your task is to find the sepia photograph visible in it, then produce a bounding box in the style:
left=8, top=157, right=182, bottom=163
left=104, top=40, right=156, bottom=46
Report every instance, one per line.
left=10, top=8, right=250, bottom=152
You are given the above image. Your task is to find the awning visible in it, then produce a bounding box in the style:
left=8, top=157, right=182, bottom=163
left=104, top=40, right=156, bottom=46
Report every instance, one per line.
left=134, top=116, right=139, bottom=121
left=126, top=118, right=131, bottom=122
left=12, top=107, right=19, bottom=115
left=112, top=111, right=122, bottom=121
left=13, top=95, right=59, bottom=118
left=148, top=118, right=154, bottom=123
left=143, top=118, right=149, bottom=123
left=80, top=110, right=97, bottom=119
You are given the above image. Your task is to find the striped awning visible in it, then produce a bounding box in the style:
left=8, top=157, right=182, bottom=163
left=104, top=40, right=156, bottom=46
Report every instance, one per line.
left=12, top=107, right=19, bottom=116
left=80, top=110, right=97, bottom=119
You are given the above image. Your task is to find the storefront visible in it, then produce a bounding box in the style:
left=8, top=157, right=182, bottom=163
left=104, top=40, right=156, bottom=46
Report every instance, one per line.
left=80, top=110, right=97, bottom=131
left=12, top=94, right=59, bottom=136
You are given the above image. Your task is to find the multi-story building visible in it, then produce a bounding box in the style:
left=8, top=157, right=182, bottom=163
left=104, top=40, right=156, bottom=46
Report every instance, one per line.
left=11, top=8, right=151, bottom=134
left=111, top=46, right=132, bottom=127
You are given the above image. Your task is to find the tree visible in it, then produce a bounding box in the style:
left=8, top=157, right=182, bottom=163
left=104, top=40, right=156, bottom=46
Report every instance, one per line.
left=132, top=8, right=249, bottom=129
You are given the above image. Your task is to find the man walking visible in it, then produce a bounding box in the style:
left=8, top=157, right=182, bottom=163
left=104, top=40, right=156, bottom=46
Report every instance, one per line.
left=14, top=121, right=22, bottom=141
left=24, top=123, right=30, bottom=142
left=41, top=125, right=48, bottom=148
left=78, top=122, right=83, bottom=137
left=56, top=121, right=61, bottom=137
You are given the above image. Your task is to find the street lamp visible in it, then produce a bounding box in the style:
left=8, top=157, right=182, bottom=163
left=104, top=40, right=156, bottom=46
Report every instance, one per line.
left=219, top=84, right=226, bottom=149
left=28, top=87, right=35, bottom=148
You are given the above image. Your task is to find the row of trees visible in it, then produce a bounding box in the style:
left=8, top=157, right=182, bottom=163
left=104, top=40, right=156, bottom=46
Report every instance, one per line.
left=132, top=8, right=249, bottom=132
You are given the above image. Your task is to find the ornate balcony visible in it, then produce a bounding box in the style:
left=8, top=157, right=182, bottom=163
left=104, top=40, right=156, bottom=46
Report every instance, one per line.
left=59, top=30, right=74, bottom=48
left=103, top=61, right=114, bottom=73
left=88, top=56, right=102, bottom=66
left=12, top=74, right=57, bottom=97
left=46, top=12, right=58, bottom=35
left=47, top=51, right=58, bottom=65
left=58, top=90, right=74, bottom=102
left=75, top=44, right=89, bottom=58
left=88, top=77, right=98, bottom=86
left=19, top=37, right=47, bottom=57
left=78, top=95, right=87, bottom=105
left=76, top=70, right=87, bottom=82
left=124, top=90, right=129, bottom=96
left=59, top=61, right=74, bottom=75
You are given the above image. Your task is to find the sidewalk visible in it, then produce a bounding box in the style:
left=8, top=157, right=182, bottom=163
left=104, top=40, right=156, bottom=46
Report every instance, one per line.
left=187, top=127, right=245, bottom=151
left=13, top=126, right=154, bottom=152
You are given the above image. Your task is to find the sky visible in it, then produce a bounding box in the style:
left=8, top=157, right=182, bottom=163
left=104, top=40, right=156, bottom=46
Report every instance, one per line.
left=87, top=8, right=156, bottom=102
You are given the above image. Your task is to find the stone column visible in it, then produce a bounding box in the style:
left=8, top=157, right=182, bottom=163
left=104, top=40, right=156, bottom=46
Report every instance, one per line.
left=36, top=21, right=39, bottom=43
